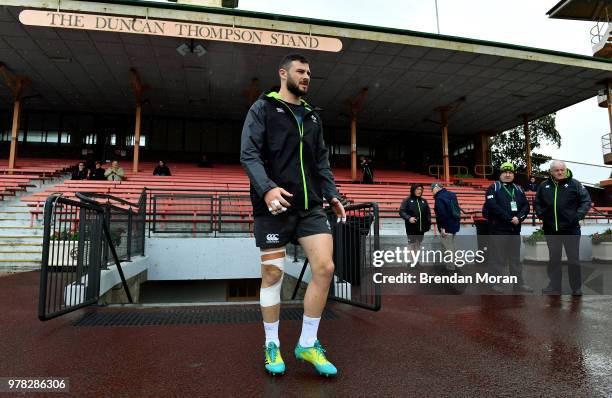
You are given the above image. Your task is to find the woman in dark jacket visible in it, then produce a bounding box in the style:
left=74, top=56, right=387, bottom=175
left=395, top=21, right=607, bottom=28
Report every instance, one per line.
left=399, top=184, right=432, bottom=256
left=153, top=160, right=171, bottom=176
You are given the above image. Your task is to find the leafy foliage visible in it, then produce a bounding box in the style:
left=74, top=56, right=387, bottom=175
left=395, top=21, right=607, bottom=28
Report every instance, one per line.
left=490, top=114, right=561, bottom=175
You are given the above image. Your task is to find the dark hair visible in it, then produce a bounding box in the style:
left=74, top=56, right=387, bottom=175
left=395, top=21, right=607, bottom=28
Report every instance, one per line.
left=410, top=183, right=424, bottom=197
left=279, top=53, right=309, bottom=71
left=95, top=161, right=101, bottom=166
left=78, top=161, right=85, bottom=166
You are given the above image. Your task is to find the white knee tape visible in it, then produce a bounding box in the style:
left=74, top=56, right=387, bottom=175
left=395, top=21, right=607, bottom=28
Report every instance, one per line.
left=260, top=249, right=285, bottom=307
left=261, top=249, right=285, bottom=271
left=260, top=274, right=283, bottom=307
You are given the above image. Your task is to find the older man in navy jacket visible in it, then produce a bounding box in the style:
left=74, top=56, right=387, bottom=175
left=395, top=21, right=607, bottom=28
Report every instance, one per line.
left=432, top=183, right=461, bottom=270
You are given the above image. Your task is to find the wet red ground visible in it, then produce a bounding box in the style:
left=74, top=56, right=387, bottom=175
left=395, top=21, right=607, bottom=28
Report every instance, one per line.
left=1, top=271, right=612, bottom=397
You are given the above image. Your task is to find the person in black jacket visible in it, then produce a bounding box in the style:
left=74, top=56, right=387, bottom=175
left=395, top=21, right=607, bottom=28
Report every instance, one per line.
left=240, top=53, right=345, bottom=377
left=88, top=161, right=106, bottom=180
left=484, top=162, right=532, bottom=293
left=399, top=184, right=431, bottom=261
left=153, top=160, right=171, bottom=176
left=360, top=156, right=374, bottom=184
left=71, top=162, right=88, bottom=180
left=535, top=161, right=591, bottom=295
left=525, top=176, right=539, bottom=192
left=197, top=154, right=213, bottom=168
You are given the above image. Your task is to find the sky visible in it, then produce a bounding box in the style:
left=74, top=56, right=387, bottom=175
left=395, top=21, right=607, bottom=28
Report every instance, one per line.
left=232, top=0, right=611, bottom=184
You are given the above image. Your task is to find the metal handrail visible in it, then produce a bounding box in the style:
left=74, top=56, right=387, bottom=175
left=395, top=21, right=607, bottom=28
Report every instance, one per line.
left=590, top=21, right=609, bottom=45
left=76, top=191, right=142, bottom=210
left=427, top=164, right=470, bottom=180
left=474, top=164, right=494, bottom=177
left=602, top=132, right=611, bottom=154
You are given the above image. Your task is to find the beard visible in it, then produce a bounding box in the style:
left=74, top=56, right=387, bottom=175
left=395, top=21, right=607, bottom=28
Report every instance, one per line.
left=287, top=75, right=308, bottom=97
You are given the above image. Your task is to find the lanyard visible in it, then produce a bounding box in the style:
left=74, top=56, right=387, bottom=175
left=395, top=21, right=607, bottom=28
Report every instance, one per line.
left=501, top=184, right=515, bottom=200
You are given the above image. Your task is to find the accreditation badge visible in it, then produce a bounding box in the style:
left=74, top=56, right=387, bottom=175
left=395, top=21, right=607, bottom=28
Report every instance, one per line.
left=510, top=201, right=518, bottom=211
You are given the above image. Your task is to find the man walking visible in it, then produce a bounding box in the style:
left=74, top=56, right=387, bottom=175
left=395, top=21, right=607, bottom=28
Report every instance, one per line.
left=535, top=161, right=591, bottom=295
left=484, top=162, right=532, bottom=293
left=241, top=54, right=346, bottom=377
left=432, top=182, right=461, bottom=269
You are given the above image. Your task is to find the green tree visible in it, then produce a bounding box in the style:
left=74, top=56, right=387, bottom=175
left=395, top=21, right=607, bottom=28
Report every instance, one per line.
left=490, top=113, right=561, bottom=175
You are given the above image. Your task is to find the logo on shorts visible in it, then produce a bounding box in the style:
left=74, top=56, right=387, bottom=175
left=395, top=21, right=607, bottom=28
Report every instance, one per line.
left=326, top=219, right=331, bottom=230
left=276, top=108, right=285, bottom=113
left=266, top=233, right=280, bottom=243
left=311, top=115, right=318, bottom=123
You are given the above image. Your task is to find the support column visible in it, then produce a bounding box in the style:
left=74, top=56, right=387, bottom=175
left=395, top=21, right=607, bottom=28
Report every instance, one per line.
left=0, top=63, right=28, bottom=172
left=479, top=131, right=489, bottom=166
left=348, top=88, right=368, bottom=182
left=129, top=68, right=149, bottom=173
left=440, top=107, right=450, bottom=183
left=350, top=115, right=357, bottom=181
left=607, top=81, right=612, bottom=143
left=133, top=102, right=142, bottom=173
left=522, top=114, right=531, bottom=176
left=8, top=99, right=21, bottom=171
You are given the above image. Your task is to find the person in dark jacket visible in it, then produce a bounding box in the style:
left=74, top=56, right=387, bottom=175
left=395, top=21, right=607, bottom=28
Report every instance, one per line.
left=153, top=160, right=171, bottom=176
left=240, top=53, right=346, bottom=377
left=535, top=161, right=591, bottom=295
left=360, top=156, right=374, bottom=184
left=88, top=161, right=106, bottom=180
left=432, top=182, right=461, bottom=269
left=399, top=184, right=431, bottom=261
left=71, top=162, right=88, bottom=180
left=525, top=176, right=539, bottom=192
left=197, top=154, right=213, bottom=168
left=484, top=162, right=532, bottom=293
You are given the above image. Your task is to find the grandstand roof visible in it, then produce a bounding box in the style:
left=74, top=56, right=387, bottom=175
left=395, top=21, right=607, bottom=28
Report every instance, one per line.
left=547, top=0, right=611, bottom=21
left=1, top=0, right=611, bottom=136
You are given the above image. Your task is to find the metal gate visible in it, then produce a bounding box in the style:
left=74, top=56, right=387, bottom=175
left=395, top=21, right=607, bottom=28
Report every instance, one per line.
left=38, top=192, right=143, bottom=321
left=293, top=203, right=381, bottom=311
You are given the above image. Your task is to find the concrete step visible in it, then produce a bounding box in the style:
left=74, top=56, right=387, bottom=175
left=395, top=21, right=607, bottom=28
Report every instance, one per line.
left=0, top=250, right=42, bottom=254
left=0, top=261, right=40, bottom=272
left=0, top=242, right=42, bottom=247
left=0, top=227, right=43, bottom=236
left=0, top=251, right=42, bottom=261
left=0, top=236, right=44, bottom=243
left=0, top=210, right=32, bottom=215
left=0, top=259, right=41, bottom=265
left=0, top=219, right=41, bottom=227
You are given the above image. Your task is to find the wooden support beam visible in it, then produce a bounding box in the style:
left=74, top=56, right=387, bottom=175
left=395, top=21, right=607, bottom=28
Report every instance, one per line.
left=244, top=78, right=261, bottom=106
left=350, top=115, right=357, bottom=181
left=439, top=107, right=451, bottom=183
left=433, top=97, right=465, bottom=183
left=348, top=87, right=368, bottom=182
left=607, top=80, right=612, bottom=146
left=8, top=99, right=21, bottom=171
left=0, top=63, right=30, bottom=172
left=129, top=68, right=149, bottom=173
left=521, top=113, right=532, bottom=176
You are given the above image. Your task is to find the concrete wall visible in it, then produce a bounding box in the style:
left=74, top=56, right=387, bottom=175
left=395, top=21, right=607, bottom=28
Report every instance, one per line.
left=146, top=238, right=263, bottom=280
